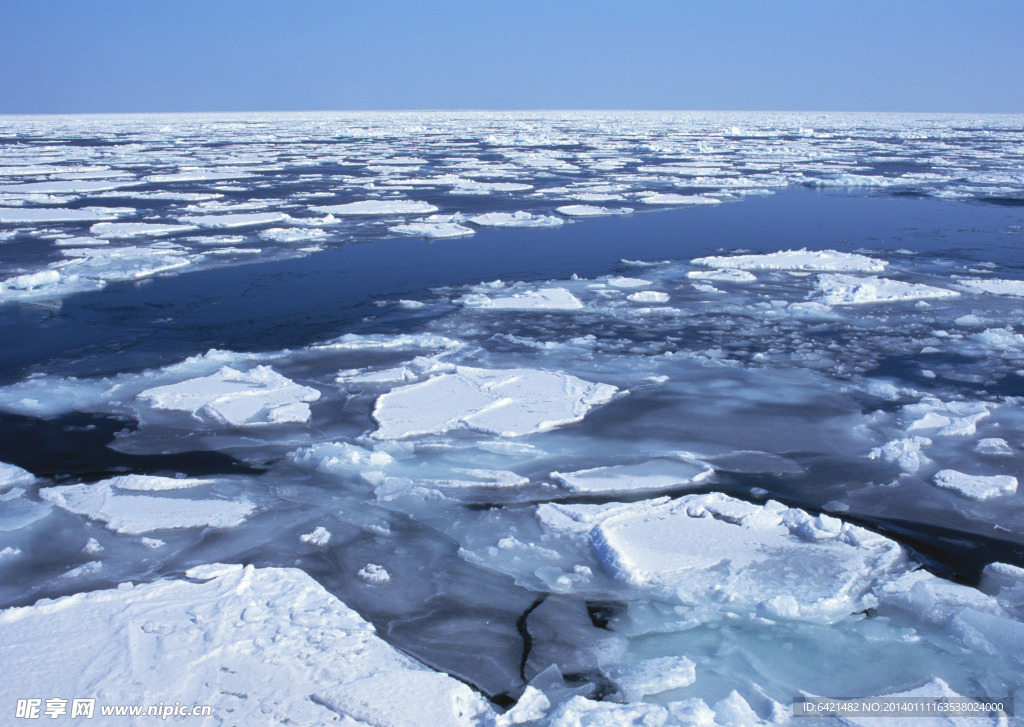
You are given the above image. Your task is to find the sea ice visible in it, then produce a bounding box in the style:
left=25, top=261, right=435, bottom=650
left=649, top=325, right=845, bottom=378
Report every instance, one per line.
left=460, top=287, right=585, bottom=311
left=686, top=268, right=757, bottom=283
left=39, top=478, right=254, bottom=534
left=627, top=290, right=670, bottom=303
left=180, top=211, right=288, bottom=228
left=932, top=470, right=1018, bottom=501
left=136, top=365, right=321, bottom=427
left=551, top=459, right=713, bottom=494
left=0, top=207, right=129, bottom=223
left=390, top=220, right=476, bottom=238
left=691, top=249, right=887, bottom=273
left=554, top=205, right=633, bottom=217
left=552, top=492, right=907, bottom=621
left=89, top=221, right=198, bottom=238
left=958, top=277, right=1024, bottom=296
left=311, top=200, right=438, bottom=215
left=815, top=274, right=959, bottom=305
left=0, top=462, right=35, bottom=491
left=371, top=366, right=619, bottom=439
left=0, top=564, right=492, bottom=726
left=468, top=211, right=564, bottom=228
left=639, top=193, right=721, bottom=206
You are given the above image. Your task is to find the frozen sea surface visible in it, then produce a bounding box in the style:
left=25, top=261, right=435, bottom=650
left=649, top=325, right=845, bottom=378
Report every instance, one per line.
left=1, top=111, right=1023, bottom=725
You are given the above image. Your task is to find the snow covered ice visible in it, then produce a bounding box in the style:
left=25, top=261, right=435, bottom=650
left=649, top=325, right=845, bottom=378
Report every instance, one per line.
left=1, top=111, right=1023, bottom=725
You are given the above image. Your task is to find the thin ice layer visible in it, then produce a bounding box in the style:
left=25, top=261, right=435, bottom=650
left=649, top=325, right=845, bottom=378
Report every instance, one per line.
left=137, top=365, right=321, bottom=426
left=551, top=458, right=713, bottom=494
left=371, top=366, right=619, bottom=439
left=0, top=564, right=492, bottom=726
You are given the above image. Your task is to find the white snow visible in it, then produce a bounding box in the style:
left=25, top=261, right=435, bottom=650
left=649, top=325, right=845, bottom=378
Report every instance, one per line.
left=371, top=366, right=619, bottom=439
left=869, top=437, right=932, bottom=473
left=0, top=564, right=492, bottom=726
left=357, top=563, right=391, bottom=584
left=601, top=656, right=696, bottom=702
left=311, top=200, right=438, bottom=215
left=932, top=470, right=1018, bottom=500
left=816, top=274, right=960, bottom=305
left=692, top=249, right=887, bottom=273
left=39, top=478, right=254, bottom=534
left=137, top=365, right=321, bottom=427
left=552, top=459, right=713, bottom=494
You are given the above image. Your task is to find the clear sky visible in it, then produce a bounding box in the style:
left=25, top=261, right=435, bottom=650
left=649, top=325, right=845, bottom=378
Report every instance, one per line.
left=2, top=0, right=1022, bottom=114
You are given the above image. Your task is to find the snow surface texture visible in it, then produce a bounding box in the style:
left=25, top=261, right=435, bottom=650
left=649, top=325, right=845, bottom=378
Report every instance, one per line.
left=0, top=564, right=493, bottom=727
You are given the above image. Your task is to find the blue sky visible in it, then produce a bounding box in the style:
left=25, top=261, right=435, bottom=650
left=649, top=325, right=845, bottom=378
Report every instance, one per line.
left=2, top=1, right=1022, bottom=114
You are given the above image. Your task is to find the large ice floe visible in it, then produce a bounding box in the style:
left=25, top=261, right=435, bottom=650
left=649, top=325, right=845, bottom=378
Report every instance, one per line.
left=2, top=111, right=1024, bottom=726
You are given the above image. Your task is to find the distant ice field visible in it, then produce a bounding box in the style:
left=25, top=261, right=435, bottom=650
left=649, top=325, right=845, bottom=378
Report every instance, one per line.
left=1, top=112, right=1023, bottom=726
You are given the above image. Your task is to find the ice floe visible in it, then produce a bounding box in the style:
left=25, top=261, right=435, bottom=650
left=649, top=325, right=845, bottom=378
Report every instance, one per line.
left=461, top=287, right=585, bottom=311
left=550, top=458, right=713, bottom=494
left=932, top=470, right=1018, bottom=500
left=816, top=274, right=960, bottom=305
left=0, top=207, right=130, bottom=223
left=137, top=365, right=321, bottom=427
left=468, top=211, right=565, bottom=228
left=39, top=477, right=254, bottom=534
left=692, top=248, right=887, bottom=273
left=371, top=366, right=619, bottom=439
left=311, top=199, right=438, bottom=215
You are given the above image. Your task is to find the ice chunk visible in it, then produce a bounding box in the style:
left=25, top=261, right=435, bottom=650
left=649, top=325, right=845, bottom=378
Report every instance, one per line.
left=467, top=211, right=564, bottom=228
left=627, top=290, right=670, bottom=303
left=816, top=274, right=959, bottom=305
left=39, top=479, right=254, bottom=534
left=300, top=526, right=332, bottom=547
left=180, top=211, right=288, bottom=228
left=968, top=327, right=1024, bottom=351
left=1, top=462, right=36, bottom=490
left=692, top=249, right=886, bottom=273
left=311, top=200, right=438, bottom=215
left=389, top=220, right=475, bottom=238
left=101, top=474, right=214, bottom=491
left=687, top=268, right=757, bottom=283
left=357, top=563, right=391, bottom=584
left=555, top=205, right=633, bottom=217
left=6, top=270, right=62, bottom=291
left=601, top=656, right=696, bottom=702
left=639, top=193, right=721, bottom=206
left=551, top=458, right=713, bottom=494
left=89, top=221, right=198, bottom=237
left=371, top=366, right=619, bottom=439
left=461, top=287, right=584, bottom=311
left=0, top=207, right=129, bottom=223
left=958, top=277, right=1024, bottom=296
left=976, top=438, right=1014, bottom=456
left=137, top=365, right=320, bottom=427
left=932, top=470, right=1018, bottom=501
left=581, top=493, right=907, bottom=620
left=0, top=565, right=491, bottom=725
left=868, top=437, right=932, bottom=473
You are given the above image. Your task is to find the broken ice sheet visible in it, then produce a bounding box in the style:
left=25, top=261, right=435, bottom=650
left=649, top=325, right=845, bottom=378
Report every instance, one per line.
left=370, top=366, right=620, bottom=440
left=39, top=475, right=255, bottom=534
